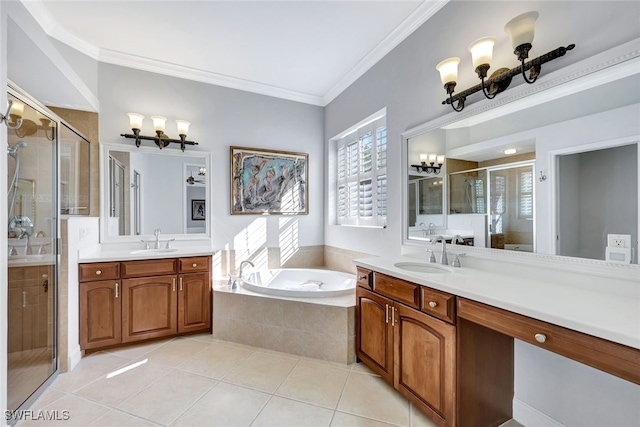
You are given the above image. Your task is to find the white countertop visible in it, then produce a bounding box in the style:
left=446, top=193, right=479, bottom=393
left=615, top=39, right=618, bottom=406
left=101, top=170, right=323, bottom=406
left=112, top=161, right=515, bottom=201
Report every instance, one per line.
left=78, top=245, right=215, bottom=263
left=353, top=255, right=640, bottom=350
left=8, top=254, right=55, bottom=267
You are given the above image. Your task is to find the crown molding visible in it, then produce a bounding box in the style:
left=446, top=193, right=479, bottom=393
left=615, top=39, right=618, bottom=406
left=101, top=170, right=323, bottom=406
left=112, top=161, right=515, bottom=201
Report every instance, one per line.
left=21, top=0, right=449, bottom=107
left=322, top=0, right=449, bottom=106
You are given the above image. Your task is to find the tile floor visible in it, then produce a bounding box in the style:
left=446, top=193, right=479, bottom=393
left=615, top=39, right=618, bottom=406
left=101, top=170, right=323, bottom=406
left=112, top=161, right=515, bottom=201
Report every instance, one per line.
left=17, top=334, right=441, bottom=427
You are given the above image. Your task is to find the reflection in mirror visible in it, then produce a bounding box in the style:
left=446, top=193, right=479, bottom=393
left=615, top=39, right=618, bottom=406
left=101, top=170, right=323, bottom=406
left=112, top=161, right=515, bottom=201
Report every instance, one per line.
left=105, top=148, right=208, bottom=237
left=449, top=169, right=486, bottom=214
left=408, top=175, right=443, bottom=235
left=60, top=123, right=90, bottom=215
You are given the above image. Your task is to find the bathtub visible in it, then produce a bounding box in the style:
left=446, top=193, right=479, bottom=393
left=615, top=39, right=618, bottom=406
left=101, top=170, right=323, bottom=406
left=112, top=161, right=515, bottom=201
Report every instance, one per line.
left=242, top=268, right=355, bottom=298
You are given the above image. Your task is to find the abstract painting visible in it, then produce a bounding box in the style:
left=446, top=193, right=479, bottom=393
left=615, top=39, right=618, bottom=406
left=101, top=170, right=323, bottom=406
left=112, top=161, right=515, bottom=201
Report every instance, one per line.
left=192, top=199, right=205, bottom=220
left=231, top=146, right=308, bottom=215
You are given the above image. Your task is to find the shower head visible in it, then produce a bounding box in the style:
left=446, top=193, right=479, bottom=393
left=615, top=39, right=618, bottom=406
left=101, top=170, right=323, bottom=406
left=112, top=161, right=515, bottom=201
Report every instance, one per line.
left=7, top=141, right=27, bottom=158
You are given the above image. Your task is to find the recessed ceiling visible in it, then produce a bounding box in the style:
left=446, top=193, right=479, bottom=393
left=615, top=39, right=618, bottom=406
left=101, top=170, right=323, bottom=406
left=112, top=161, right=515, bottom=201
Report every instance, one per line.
left=23, top=0, right=447, bottom=106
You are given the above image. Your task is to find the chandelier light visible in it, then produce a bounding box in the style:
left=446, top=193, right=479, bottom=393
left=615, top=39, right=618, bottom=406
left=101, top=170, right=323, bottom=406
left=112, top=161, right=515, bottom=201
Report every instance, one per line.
left=436, top=11, right=575, bottom=112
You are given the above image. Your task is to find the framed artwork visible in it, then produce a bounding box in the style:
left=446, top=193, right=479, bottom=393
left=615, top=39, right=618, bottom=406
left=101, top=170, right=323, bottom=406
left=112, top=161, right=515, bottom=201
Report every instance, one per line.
left=231, top=146, right=308, bottom=215
left=192, top=199, right=206, bottom=220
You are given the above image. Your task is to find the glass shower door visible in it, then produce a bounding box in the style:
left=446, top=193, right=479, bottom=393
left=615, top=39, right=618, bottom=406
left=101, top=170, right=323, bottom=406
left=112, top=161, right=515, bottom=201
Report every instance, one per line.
left=6, top=92, right=58, bottom=417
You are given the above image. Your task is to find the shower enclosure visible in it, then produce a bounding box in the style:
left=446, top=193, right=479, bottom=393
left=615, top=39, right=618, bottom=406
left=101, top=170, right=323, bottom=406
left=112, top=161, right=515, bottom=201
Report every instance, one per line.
left=6, top=90, right=58, bottom=418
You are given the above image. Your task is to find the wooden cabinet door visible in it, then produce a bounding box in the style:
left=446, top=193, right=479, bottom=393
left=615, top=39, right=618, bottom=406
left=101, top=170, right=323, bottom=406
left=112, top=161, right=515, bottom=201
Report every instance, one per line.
left=178, top=272, right=211, bottom=334
left=80, top=281, right=121, bottom=350
left=394, top=303, right=456, bottom=427
left=122, top=275, right=177, bottom=343
left=356, top=287, right=394, bottom=384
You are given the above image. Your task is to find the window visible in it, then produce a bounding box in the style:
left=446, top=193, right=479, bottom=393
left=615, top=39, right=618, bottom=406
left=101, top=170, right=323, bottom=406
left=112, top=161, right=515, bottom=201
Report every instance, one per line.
left=333, top=111, right=386, bottom=226
left=518, top=169, right=534, bottom=219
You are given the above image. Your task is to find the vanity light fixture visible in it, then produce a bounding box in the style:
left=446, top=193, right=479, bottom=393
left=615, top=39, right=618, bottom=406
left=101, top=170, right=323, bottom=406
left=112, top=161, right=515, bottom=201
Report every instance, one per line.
left=3, top=100, right=55, bottom=140
left=121, top=113, right=198, bottom=151
left=412, top=153, right=445, bottom=174
left=437, top=11, right=575, bottom=112
left=198, top=167, right=206, bottom=176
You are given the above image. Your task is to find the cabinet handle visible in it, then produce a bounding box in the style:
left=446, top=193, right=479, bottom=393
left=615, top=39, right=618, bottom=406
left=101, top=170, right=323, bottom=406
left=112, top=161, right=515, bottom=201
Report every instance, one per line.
left=428, top=301, right=438, bottom=308
left=179, top=277, right=183, bottom=291
left=172, top=278, right=176, bottom=292
left=535, top=333, right=547, bottom=343
left=385, top=304, right=389, bottom=324
left=358, top=275, right=367, bottom=281
left=95, top=270, right=102, bottom=276
left=192, top=263, right=197, bottom=268
left=115, top=283, right=119, bottom=298
left=391, top=307, right=397, bottom=326
left=23, top=291, right=27, bottom=308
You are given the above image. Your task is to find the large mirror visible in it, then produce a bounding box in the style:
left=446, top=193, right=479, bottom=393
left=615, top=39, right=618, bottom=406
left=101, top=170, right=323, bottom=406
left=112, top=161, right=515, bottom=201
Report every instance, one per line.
left=101, top=144, right=211, bottom=240
left=404, top=50, right=639, bottom=264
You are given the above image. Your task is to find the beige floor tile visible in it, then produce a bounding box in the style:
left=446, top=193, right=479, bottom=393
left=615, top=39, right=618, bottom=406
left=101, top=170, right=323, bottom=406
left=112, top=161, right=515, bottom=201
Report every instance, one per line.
left=351, top=361, right=380, bottom=376
left=16, top=395, right=109, bottom=427
left=135, top=337, right=211, bottom=367
left=331, top=412, right=400, bottom=427
left=89, top=409, right=160, bottom=427
left=176, top=342, right=253, bottom=379
left=251, top=396, right=334, bottom=427
left=75, top=360, right=170, bottom=406
left=103, top=339, right=172, bottom=359
left=223, top=351, right=297, bottom=393
left=117, top=369, right=216, bottom=425
left=28, top=387, right=67, bottom=411
left=171, top=382, right=270, bottom=427
left=410, top=403, right=440, bottom=427
left=301, top=356, right=352, bottom=371
left=337, top=372, right=410, bottom=426
left=276, top=361, right=349, bottom=409
left=52, top=352, right=131, bottom=392
left=183, top=332, right=218, bottom=344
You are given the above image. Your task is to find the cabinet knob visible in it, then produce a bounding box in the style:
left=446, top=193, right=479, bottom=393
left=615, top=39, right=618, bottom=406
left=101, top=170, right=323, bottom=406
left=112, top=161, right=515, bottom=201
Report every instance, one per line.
left=192, top=263, right=197, bottom=268
left=428, top=301, right=438, bottom=308
left=95, top=270, right=102, bottom=275
left=534, top=333, right=547, bottom=343
left=358, top=275, right=366, bottom=281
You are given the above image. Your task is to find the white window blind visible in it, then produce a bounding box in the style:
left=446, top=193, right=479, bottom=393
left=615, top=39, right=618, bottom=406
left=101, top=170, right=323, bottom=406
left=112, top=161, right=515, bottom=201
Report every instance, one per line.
left=519, top=169, right=534, bottom=219
left=335, top=114, right=387, bottom=226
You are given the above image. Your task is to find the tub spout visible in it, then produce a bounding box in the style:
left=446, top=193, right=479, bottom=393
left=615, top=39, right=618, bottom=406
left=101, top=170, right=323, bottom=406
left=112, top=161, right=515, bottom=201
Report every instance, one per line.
left=239, top=260, right=255, bottom=281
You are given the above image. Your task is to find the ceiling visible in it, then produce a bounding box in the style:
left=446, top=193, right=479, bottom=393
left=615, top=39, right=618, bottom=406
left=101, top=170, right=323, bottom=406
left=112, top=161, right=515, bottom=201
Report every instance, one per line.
left=22, top=0, right=447, bottom=106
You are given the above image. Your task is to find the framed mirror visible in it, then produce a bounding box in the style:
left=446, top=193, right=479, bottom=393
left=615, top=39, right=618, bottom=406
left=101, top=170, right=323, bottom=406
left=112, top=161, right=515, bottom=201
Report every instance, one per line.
left=100, top=143, right=212, bottom=242
left=402, top=44, right=639, bottom=264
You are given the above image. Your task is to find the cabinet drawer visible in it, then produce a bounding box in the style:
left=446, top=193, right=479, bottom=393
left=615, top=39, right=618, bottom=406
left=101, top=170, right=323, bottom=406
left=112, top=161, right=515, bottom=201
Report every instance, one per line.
left=356, top=267, right=372, bottom=289
left=122, top=258, right=177, bottom=278
left=457, top=298, right=640, bottom=385
left=374, top=273, right=420, bottom=309
left=421, top=287, right=455, bottom=324
left=79, top=262, right=120, bottom=282
left=179, top=256, right=209, bottom=273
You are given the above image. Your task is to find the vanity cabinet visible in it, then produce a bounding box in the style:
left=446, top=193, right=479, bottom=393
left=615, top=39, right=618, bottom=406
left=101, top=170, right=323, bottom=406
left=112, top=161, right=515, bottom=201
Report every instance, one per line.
left=356, top=273, right=456, bottom=427
left=79, top=256, right=211, bottom=351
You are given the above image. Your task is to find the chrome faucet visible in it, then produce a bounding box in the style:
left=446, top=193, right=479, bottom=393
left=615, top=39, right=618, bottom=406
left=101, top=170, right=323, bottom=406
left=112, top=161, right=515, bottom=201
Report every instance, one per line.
left=451, top=234, right=464, bottom=245
left=153, top=228, right=161, bottom=249
left=238, top=260, right=255, bottom=280
left=432, top=236, right=448, bottom=265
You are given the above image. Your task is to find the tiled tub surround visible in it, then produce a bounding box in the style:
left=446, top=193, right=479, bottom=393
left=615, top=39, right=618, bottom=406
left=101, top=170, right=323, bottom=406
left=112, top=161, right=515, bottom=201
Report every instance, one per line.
left=212, top=283, right=355, bottom=364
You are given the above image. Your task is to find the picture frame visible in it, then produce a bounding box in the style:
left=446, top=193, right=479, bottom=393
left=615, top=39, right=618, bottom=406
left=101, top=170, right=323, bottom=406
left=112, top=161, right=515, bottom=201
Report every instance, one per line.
left=191, top=199, right=206, bottom=220
left=231, top=146, right=308, bottom=215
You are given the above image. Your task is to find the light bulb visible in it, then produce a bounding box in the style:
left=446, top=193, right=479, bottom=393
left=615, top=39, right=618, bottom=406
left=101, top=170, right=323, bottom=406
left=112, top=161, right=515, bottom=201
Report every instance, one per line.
left=151, top=116, right=167, bottom=133
left=468, top=37, right=496, bottom=70
left=176, top=120, right=190, bottom=136
left=436, top=57, right=460, bottom=85
left=128, top=113, right=144, bottom=130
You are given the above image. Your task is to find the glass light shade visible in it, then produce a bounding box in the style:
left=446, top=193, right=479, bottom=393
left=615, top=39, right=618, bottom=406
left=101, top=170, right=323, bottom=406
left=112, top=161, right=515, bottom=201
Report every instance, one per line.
left=128, top=113, right=144, bottom=130
left=468, top=37, right=496, bottom=69
left=176, top=120, right=191, bottom=136
left=437, top=155, right=445, bottom=164
left=504, top=11, right=538, bottom=49
left=428, top=154, right=437, bottom=164
left=436, top=57, right=460, bottom=85
left=9, top=100, right=24, bottom=118
left=151, top=116, right=167, bottom=132
left=420, top=153, right=428, bottom=162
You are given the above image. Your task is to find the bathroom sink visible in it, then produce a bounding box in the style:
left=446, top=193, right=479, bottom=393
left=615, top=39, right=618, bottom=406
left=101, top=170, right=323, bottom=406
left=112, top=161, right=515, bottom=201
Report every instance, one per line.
left=393, top=262, right=451, bottom=274
left=130, top=248, right=179, bottom=255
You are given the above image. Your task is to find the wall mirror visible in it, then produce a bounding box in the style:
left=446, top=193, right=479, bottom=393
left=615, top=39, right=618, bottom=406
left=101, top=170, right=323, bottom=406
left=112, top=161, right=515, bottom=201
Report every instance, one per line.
left=403, top=48, right=639, bottom=264
left=100, top=143, right=211, bottom=241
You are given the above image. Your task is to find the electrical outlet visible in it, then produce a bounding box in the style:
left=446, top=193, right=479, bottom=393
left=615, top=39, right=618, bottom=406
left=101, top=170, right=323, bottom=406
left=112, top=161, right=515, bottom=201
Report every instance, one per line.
left=608, top=234, right=631, bottom=249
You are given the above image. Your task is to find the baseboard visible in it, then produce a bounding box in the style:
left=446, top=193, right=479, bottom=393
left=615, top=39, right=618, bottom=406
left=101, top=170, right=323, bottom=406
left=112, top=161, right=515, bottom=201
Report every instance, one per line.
left=513, top=398, right=566, bottom=427
left=68, top=345, right=82, bottom=371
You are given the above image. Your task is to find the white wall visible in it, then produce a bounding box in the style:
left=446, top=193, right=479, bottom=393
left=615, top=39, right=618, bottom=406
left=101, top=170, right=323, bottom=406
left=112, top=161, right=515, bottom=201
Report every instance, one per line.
left=324, top=1, right=640, bottom=425
left=98, top=62, right=325, bottom=251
